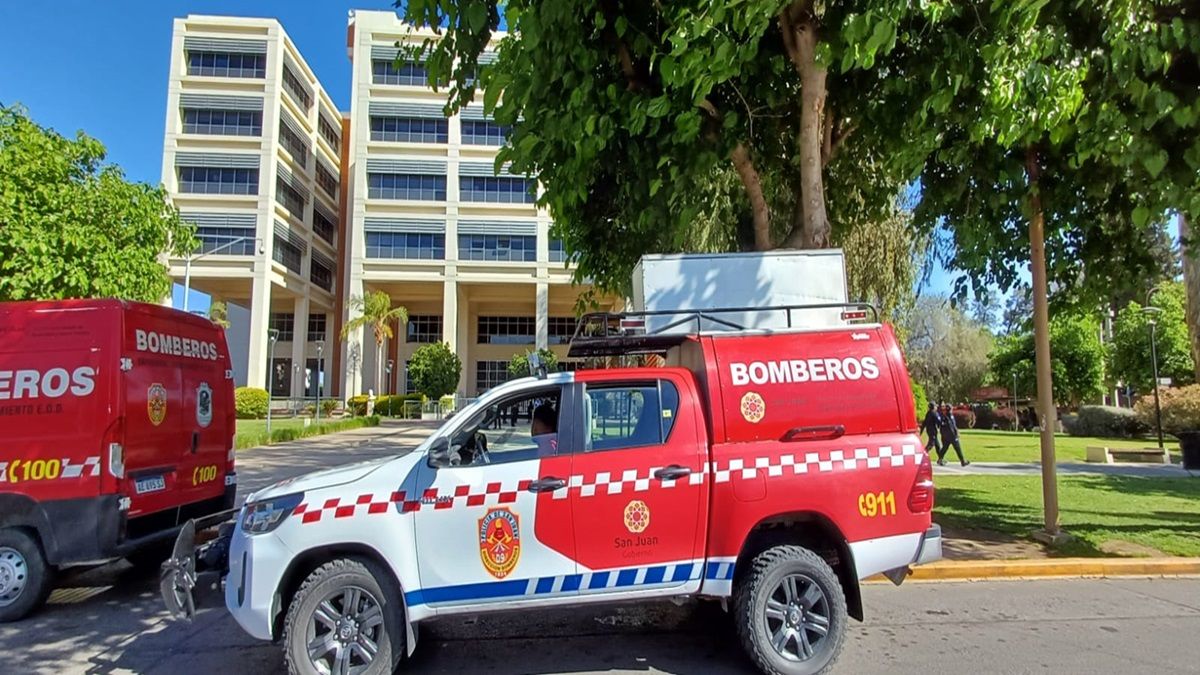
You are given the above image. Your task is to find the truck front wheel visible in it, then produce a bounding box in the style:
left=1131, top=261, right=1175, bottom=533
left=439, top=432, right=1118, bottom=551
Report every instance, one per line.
left=0, top=529, right=53, bottom=623
left=283, top=558, right=404, bottom=675
left=735, top=545, right=848, bottom=675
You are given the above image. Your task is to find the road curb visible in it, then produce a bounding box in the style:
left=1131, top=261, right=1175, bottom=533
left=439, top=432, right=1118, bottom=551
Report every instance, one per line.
left=870, top=557, right=1200, bottom=582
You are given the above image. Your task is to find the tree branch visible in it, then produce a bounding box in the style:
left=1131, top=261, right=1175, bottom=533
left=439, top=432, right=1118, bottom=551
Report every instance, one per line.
left=730, top=142, right=772, bottom=250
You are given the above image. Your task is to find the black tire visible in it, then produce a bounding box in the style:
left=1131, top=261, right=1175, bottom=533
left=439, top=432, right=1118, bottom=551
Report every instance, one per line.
left=0, top=528, right=54, bottom=623
left=283, top=558, right=404, bottom=675
left=735, top=545, right=848, bottom=675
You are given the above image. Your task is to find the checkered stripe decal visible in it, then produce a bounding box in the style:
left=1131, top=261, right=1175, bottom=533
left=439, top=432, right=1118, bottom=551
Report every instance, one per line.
left=291, top=444, right=920, bottom=523
left=0, top=456, right=100, bottom=483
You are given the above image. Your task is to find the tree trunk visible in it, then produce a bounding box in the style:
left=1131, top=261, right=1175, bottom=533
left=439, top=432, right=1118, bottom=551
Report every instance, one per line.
left=730, top=142, right=772, bottom=250
left=1025, top=146, right=1060, bottom=537
left=1180, top=213, right=1200, bottom=382
left=780, top=8, right=831, bottom=249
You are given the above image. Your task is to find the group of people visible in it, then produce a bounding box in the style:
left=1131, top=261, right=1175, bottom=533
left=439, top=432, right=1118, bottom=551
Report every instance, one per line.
left=922, top=402, right=970, bottom=467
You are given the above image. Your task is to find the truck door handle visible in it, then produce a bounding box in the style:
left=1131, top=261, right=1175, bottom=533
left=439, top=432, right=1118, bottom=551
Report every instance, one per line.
left=654, top=465, right=692, bottom=481
left=191, top=432, right=200, bottom=454
left=527, top=476, right=567, bottom=493
left=782, top=425, right=845, bottom=442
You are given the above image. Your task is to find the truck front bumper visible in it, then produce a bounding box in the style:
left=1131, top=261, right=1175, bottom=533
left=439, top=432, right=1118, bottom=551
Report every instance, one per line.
left=225, top=522, right=294, bottom=641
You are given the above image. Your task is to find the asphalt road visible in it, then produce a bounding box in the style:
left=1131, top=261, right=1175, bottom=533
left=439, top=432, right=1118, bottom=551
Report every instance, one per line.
left=3, top=423, right=1198, bottom=674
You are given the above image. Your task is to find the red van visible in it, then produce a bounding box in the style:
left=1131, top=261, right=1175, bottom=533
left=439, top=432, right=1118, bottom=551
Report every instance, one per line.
left=0, top=299, right=236, bottom=621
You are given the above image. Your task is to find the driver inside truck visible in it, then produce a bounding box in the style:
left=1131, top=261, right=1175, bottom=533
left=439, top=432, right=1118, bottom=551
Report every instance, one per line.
left=531, top=402, right=559, bottom=456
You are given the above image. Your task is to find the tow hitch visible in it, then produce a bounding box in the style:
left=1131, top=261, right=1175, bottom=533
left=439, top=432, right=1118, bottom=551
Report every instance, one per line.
left=160, top=510, right=235, bottom=620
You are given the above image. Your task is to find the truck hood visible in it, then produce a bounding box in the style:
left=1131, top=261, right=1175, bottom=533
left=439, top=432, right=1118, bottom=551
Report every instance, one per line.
left=247, top=453, right=421, bottom=503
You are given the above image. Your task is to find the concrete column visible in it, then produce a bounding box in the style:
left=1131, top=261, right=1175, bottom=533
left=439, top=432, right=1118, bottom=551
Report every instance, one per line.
left=246, top=275, right=273, bottom=391
left=290, top=295, right=310, bottom=399
left=442, top=279, right=459, bottom=352
left=341, top=276, right=365, bottom=398
left=536, top=282, right=549, bottom=350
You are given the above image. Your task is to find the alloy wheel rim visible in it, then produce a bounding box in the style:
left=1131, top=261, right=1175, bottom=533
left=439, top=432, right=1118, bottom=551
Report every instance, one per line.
left=764, top=573, right=831, bottom=662
left=0, top=547, right=28, bottom=608
left=305, top=584, right=384, bottom=675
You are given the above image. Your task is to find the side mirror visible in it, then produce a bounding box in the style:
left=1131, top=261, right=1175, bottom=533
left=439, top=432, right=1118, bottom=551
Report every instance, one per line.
left=427, top=437, right=452, bottom=468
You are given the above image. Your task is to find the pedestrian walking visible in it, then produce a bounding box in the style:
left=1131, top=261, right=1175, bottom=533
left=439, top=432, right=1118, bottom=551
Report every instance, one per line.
left=921, top=402, right=942, bottom=456
left=937, top=403, right=970, bottom=467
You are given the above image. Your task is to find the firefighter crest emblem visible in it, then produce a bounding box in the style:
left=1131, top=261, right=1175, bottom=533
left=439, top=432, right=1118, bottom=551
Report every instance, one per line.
left=740, top=391, right=766, bottom=423
left=147, top=383, right=167, bottom=426
left=196, top=382, right=213, bottom=428
left=478, top=507, right=521, bottom=579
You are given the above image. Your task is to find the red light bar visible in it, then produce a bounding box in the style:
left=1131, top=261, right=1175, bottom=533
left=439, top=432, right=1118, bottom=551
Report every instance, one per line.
left=841, top=310, right=868, bottom=321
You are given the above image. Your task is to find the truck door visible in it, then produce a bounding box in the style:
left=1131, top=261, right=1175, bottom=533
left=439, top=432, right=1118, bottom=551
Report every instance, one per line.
left=568, top=374, right=708, bottom=596
left=121, top=354, right=183, bottom=518
left=177, top=363, right=228, bottom=505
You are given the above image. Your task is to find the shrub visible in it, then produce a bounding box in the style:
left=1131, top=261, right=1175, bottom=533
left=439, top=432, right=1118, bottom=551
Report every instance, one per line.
left=347, top=394, right=370, bottom=416
left=234, top=387, right=269, bottom=419
left=971, top=404, right=1017, bottom=430
left=321, top=399, right=338, bottom=416
left=910, top=381, right=928, bottom=418
left=409, top=343, right=462, bottom=399
left=1069, top=405, right=1148, bottom=438
left=1135, top=385, right=1200, bottom=435
left=951, top=408, right=975, bottom=429
left=347, top=393, right=421, bottom=417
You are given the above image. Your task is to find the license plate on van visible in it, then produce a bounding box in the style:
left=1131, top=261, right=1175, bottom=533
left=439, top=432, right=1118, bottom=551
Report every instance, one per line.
left=136, top=475, right=166, bottom=494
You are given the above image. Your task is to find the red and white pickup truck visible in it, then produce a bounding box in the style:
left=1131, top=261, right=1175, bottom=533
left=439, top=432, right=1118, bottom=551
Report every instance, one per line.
left=163, top=304, right=939, bottom=675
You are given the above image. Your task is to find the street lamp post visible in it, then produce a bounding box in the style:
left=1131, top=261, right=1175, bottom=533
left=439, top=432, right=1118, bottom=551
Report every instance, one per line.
left=1142, top=306, right=1165, bottom=450
left=315, top=340, right=325, bottom=423
left=267, top=329, right=279, bottom=436
left=182, top=236, right=263, bottom=312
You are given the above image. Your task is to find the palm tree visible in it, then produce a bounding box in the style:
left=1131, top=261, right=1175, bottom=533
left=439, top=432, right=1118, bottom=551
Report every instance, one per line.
left=341, top=290, right=408, bottom=394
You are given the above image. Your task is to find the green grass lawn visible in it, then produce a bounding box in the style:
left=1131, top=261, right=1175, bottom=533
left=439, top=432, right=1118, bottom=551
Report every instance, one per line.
left=235, top=418, right=307, bottom=445
left=953, top=429, right=1178, bottom=463
left=934, top=474, right=1200, bottom=557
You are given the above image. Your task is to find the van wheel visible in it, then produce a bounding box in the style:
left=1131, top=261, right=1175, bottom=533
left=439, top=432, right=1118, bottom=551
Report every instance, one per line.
left=283, top=558, right=403, bottom=675
left=734, top=545, right=847, bottom=675
left=0, top=529, right=53, bottom=623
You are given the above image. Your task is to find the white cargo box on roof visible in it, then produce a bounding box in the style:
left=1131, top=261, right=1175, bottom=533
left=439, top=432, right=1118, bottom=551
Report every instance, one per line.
left=630, top=250, right=849, bottom=333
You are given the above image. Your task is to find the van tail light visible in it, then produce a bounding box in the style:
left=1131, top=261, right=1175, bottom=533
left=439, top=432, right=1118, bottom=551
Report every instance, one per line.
left=108, top=442, right=125, bottom=479
left=908, top=452, right=934, bottom=513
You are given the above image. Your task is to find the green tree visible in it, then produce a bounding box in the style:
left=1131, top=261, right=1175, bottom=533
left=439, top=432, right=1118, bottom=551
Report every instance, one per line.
left=902, top=296, right=994, bottom=403
left=340, top=291, right=408, bottom=394
left=989, top=314, right=1106, bottom=408
left=0, top=105, right=195, bottom=302
left=507, top=348, right=559, bottom=380
left=1182, top=215, right=1200, bottom=382
left=1108, top=282, right=1195, bottom=394
left=408, top=342, right=463, bottom=399
left=207, top=300, right=231, bottom=329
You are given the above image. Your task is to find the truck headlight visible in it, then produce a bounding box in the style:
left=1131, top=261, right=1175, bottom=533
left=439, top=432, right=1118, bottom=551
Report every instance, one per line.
left=241, top=493, right=304, bottom=534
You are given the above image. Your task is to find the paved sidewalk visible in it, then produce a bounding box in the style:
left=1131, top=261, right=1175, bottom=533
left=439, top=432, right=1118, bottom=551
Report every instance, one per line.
left=935, top=460, right=1196, bottom=477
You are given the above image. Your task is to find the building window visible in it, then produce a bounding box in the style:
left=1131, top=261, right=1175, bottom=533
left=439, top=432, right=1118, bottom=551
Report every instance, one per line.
left=549, top=238, right=567, bottom=263
left=315, top=164, right=338, bottom=199
left=307, top=314, right=327, bottom=342
left=275, top=177, right=306, bottom=220
left=318, top=116, right=341, bottom=153
left=187, top=51, right=265, bottom=78
left=273, top=235, right=303, bottom=274
left=461, top=120, right=509, bottom=146
left=372, top=59, right=428, bottom=86
left=406, top=315, right=443, bottom=343
left=458, top=234, right=536, bottom=262
left=195, top=226, right=257, bottom=254
left=477, top=316, right=535, bottom=345
left=310, top=259, right=333, bottom=292
left=312, top=209, right=336, bottom=245
left=178, top=167, right=258, bottom=195
left=364, top=232, right=445, bottom=260
left=282, top=65, right=311, bottom=109
left=268, top=357, right=291, bottom=396
left=182, top=109, right=262, bottom=136
left=279, top=121, right=309, bottom=167
left=403, top=361, right=417, bottom=395
left=459, top=176, right=536, bottom=204
left=549, top=317, right=576, bottom=345
left=370, top=116, right=448, bottom=143
left=269, top=313, right=295, bottom=342
left=367, top=173, right=446, bottom=201
left=475, top=360, right=509, bottom=395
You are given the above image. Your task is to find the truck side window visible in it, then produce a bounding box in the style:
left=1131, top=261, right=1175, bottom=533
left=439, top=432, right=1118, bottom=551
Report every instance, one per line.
left=446, top=387, right=563, bottom=465
left=585, top=380, right=680, bottom=452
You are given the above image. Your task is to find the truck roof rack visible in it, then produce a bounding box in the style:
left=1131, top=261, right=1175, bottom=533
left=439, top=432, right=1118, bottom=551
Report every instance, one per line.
left=567, top=303, right=878, bottom=358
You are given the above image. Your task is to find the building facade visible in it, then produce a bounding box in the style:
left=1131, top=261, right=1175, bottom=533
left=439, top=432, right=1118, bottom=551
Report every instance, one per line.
left=163, top=12, right=607, bottom=401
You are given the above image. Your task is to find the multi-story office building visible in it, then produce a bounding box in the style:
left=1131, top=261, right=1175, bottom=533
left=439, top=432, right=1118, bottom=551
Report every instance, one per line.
left=164, top=12, right=609, bottom=400
left=162, top=16, right=345, bottom=399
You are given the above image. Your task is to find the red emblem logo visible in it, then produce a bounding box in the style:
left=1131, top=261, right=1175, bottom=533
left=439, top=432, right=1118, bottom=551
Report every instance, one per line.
left=478, top=507, right=521, bottom=579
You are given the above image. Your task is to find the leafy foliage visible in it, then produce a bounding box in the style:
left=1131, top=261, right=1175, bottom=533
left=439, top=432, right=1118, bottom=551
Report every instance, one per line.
left=0, top=105, right=195, bottom=302
left=989, top=314, right=1105, bottom=407
left=902, top=296, right=993, bottom=403
left=909, top=380, right=928, bottom=419
left=408, top=342, right=463, bottom=399
left=207, top=300, right=230, bottom=329
left=1068, top=405, right=1149, bottom=439
left=234, top=387, right=269, bottom=420
left=1109, top=282, right=1196, bottom=394
left=1135, top=384, right=1200, bottom=435
left=507, top=348, right=559, bottom=380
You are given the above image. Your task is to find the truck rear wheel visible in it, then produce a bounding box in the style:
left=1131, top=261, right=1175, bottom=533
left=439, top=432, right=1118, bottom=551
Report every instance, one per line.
left=283, top=558, right=403, bottom=675
left=0, top=529, right=53, bottom=623
left=735, top=545, right=847, bottom=675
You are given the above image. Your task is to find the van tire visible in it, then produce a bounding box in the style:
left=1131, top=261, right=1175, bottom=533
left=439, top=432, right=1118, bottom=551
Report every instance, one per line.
left=735, top=545, right=847, bottom=675
left=0, top=528, right=54, bottom=623
left=283, top=558, right=403, bottom=675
